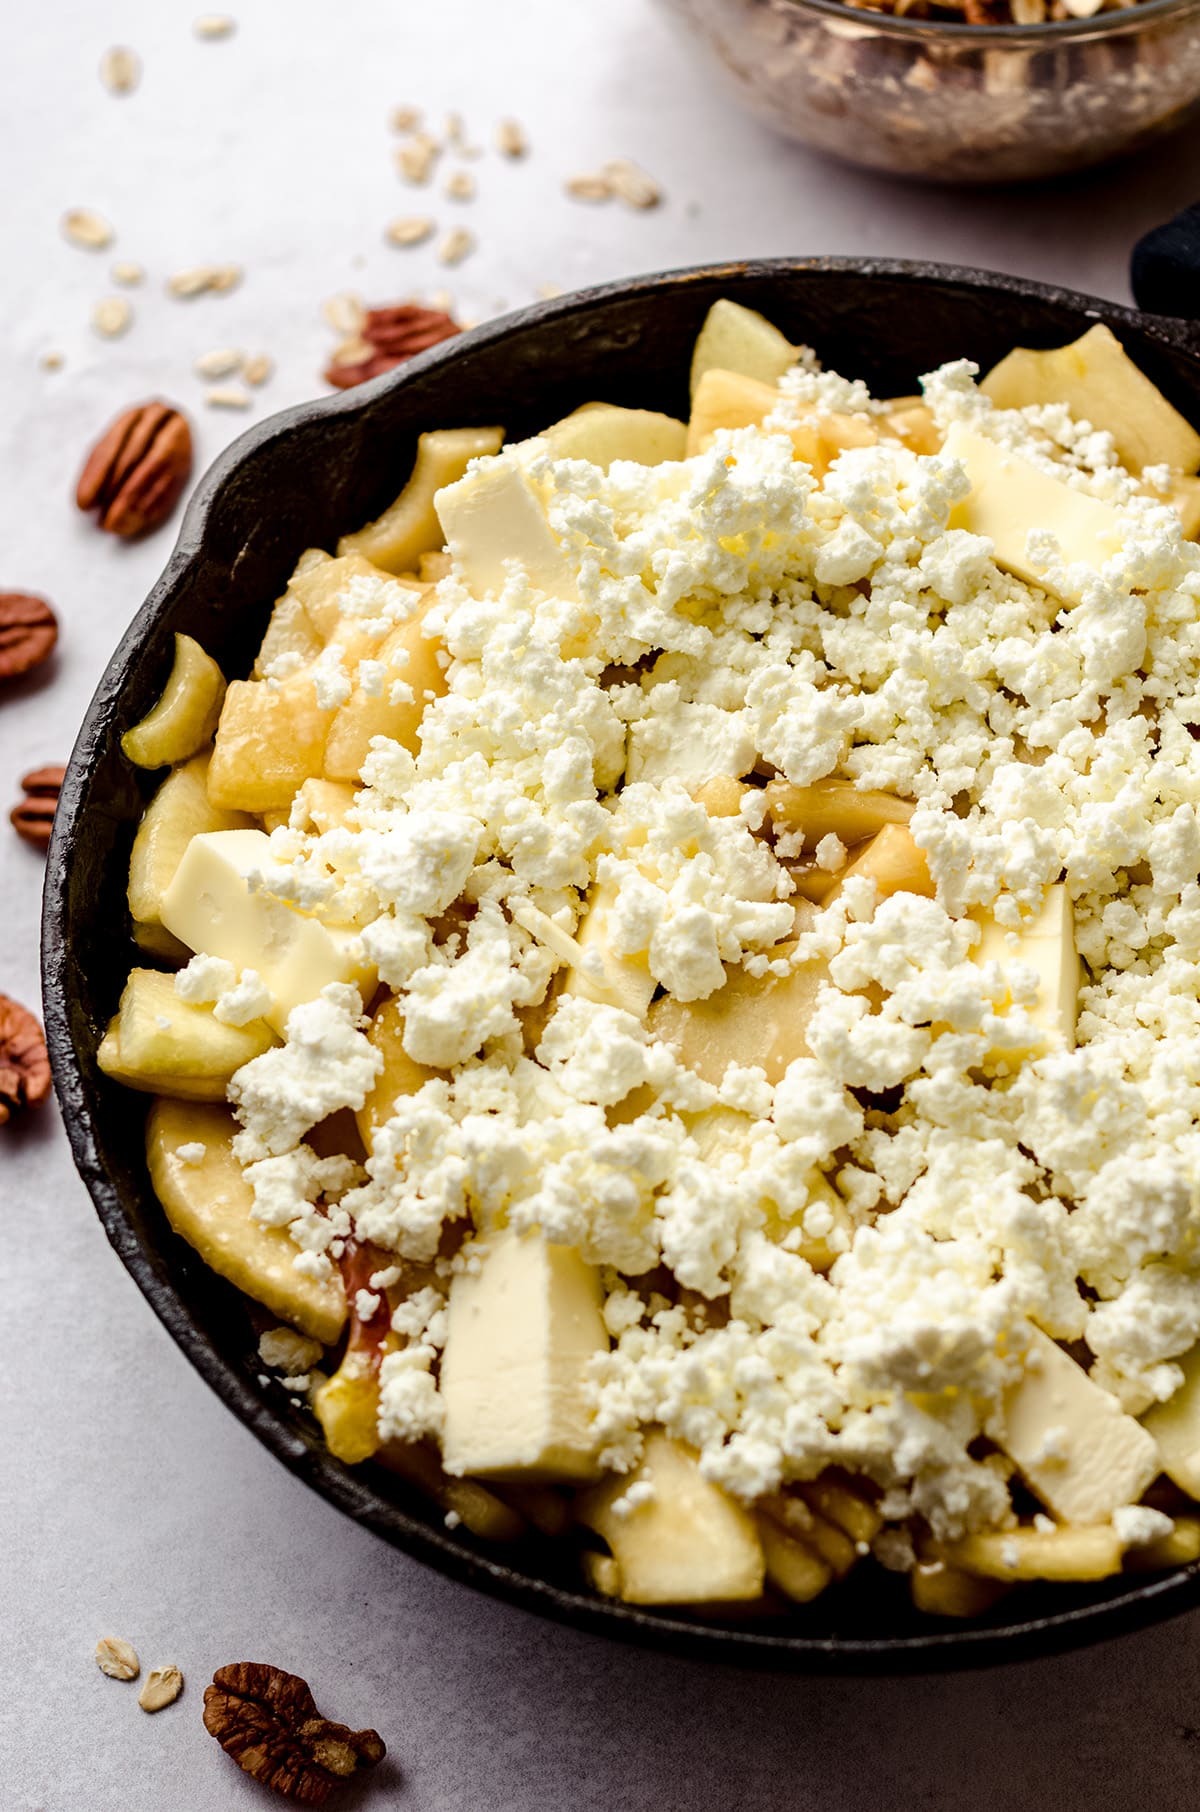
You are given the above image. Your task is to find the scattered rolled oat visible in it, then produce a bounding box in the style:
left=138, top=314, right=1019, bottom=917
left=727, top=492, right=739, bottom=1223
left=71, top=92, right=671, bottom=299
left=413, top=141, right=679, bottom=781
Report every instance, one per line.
left=92, top=296, right=133, bottom=338
left=444, top=110, right=465, bottom=145
left=205, top=383, right=251, bottom=409
left=139, top=1665, right=184, bottom=1712
left=96, top=1637, right=140, bottom=1681
left=386, top=216, right=435, bottom=248
left=193, top=13, right=236, bottom=38
left=565, top=172, right=613, bottom=203
left=167, top=264, right=241, bottom=297
left=496, top=118, right=528, bottom=159
left=438, top=227, right=474, bottom=267
left=390, top=104, right=422, bottom=133
left=536, top=281, right=563, bottom=299
left=322, top=292, right=365, bottom=336
left=62, top=208, right=114, bottom=251
left=99, top=46, right=141, bottom=95
left=40, top=350, right=65, bottom=371
left=242, top=353, right=272, bottom=386
left=327, top=335, right=374, bottom=371
left=194, top=347, right=243, bottom=379
left=604, top=158, right=662, bottom=209
left=445, top=170, right=475, bottom=202
left=111, top=260, right=144, bottom=287
left=396, top=133, right=439, bottom=184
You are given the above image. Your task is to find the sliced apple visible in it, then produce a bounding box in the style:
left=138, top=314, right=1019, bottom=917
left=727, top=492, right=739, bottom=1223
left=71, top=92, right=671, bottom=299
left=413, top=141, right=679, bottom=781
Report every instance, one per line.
left=121, top=633, right=226, bottom=770
left=577, top=1432, right=765, bottom=1605
left=764, top=777, right=914, bottom=852
left=1143, top=1343, right=1200, bottom=1498
left=98, top=967, right=274, bottom=1100
left=648, top=942, right=829, bottom=1086
left=536, top=403, right=686, bottom=469
left=127, top=752, right=254, bottom=929
left=338, top=426, right=505, bottom=574
left=323, top=589, right=447, bottom=781
left=825, top=822, right=933, bottom=905
left=207, top=673, right=332, bottom=813
left=146, top=1097, right=346, bottom=1341
left=689, top=298, right=797, bottom=397
left=356, top=995, right=440, bottom=1151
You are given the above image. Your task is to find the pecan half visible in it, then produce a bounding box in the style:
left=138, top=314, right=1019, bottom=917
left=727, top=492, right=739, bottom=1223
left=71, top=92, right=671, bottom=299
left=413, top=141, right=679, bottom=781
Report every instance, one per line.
left=0, top=592, right=57, bottom=683
left=76, top=401, right=193, bottom=538
left=0, top=995, right=51, bottom=1126
left=11, top=764, right=66, bottom=849
left=203, top=1663, right=386, bottom=1805
left=324, top=304, right=461, bottom=390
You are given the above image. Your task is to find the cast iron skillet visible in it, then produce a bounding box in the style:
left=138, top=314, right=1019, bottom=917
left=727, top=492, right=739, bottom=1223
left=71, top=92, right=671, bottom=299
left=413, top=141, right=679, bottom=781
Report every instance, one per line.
left=42, top=257, right=1200, bottom=1673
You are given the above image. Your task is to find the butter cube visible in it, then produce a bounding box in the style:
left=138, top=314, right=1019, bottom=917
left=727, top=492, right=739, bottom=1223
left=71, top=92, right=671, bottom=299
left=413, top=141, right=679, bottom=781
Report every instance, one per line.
left=441, top=1228, right=608, bottom=1481
left=577, top=1432, right=765, bottom=1605
left=160, top=828, right=375, bottom=1034
left=944, top=422, right=1124, bottom=600
left=435, top=456, right=578, bottom=602
left=1143, top=1343, right=1200, bottom=1498
left=973, top=883, right=1079, bottom=1059
left=998, top=1325, right=1159, bottom=1524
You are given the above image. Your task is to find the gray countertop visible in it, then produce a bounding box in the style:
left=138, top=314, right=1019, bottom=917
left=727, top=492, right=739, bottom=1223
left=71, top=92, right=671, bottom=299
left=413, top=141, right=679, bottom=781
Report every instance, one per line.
left=7, top=1, right=1200, bottom=1805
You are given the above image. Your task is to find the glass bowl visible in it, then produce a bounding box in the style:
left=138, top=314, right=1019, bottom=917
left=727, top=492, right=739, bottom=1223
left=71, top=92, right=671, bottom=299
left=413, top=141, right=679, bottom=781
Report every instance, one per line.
left=657, top=0, right=1200, bottom=181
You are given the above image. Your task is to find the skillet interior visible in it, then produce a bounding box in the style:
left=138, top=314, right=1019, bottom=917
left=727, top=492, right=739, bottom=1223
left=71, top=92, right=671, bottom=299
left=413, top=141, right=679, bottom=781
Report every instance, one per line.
left=42, top=257, right=1200, bottom=1671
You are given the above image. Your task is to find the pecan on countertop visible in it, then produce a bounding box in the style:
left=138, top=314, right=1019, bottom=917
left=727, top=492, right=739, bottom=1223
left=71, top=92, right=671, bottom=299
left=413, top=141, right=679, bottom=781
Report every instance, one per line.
left=10, top=764, right=66, bottom=849
left=325, top=303, right=461, bottom=389
left=76, top=401, right=193, bottom=538
left=0, top=995, right=52, bottom=1126
left=203, top=1662, right=386, bottom=1804
left=0, top=592, right=57, bottom=683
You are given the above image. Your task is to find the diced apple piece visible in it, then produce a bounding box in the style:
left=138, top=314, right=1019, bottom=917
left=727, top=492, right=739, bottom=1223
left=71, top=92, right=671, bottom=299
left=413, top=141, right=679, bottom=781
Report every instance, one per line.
left=689, top=298, right=797, bottom=397
left=826, top=822, right=933, bottom=904
left=146, top=1098, right=346, bottom=1341
left=972, top=883, right=1079, bottom=1058
left=98, top=967, right=273, bottom=1099
left=760, top=1491, right=858, bottom=1577
left=882, top=402, right=942, bottom=455
left=802, top=1473, right=884, bottom=1546
left=284, top=550, right=416, bottom=641
left=338, top=426, right=505, bottom=574
left=981, top=324, right=1200, bottom=477
left=945, top=422, right=1124, bottom=601
left=159, top=828, right=376, bottom=1034
left=419, top=549, right=453, bottom=583
left=356, top=995, right=439, bottom=1151
left=998, top=1325, right=1160, bottom=1524
left=127, top=752, right=254, bottom=929
left=765, top=777, right=914, bottom=852
left=687, top=1107, right=850, bottom=1271
left=313, top=1351, right=383, bottom=1464
left=1162, top=474, right=1200, bottom=539
left=687, top=368, right=783, bottom=457
left=121, top=633, right=226, bottom=770
left=289, top=777, right=358, bottom=833
left=207, top=673, right=332, bottom=812
left=1124, top=1516, right=1200, bottom=1569
left=535, top=403, right=687, bottom=469
left=379, top=1439, right=528, bottom=1541
left=435, top=453, right=578, bottom=602
left=323, top=590, right=447, bottom=780
left=1143, top=1344, right=1200, bottom=1498
left=440, top=1227, right=608, bottom=1482
left=937, top=1525, right=1124, bottom=1582
left=757, top=1514, right=832, bottom=1603
left=252, top=589, right=323, bottom=678
left=692, top=776, right=752, bottom=819
left=559, top=882, right=657, bottom=1021
left=648, top=942, right=829, bottom=1086
left=911, top=1561, right=1008, bottom=1618
left=577, top=1432, right=765, bottom=1605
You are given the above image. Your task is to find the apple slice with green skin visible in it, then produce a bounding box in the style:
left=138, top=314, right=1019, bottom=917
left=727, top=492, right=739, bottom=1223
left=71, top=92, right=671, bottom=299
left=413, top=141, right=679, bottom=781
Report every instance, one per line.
left=121, top=633, right=226, bottom=770
left=577, top=1432, right=765, bottom=1605
left=981, top=323, right=1200, bottom=476
left=338, top=426, right=504, bottom=574
left=146, top=1098, right=346, bottom=1342
left=98, top=967, right=274, bottom=1100
left=689, top=298, right=798, bottom=398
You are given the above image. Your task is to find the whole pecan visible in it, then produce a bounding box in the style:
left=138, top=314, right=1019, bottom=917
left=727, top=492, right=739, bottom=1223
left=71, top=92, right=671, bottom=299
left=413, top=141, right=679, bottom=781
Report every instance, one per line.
left=324, top=304, right=461, bottom=390
left=76, top=401, right=193, bottom=538
left=0, top=592, right=57, bottom=683
left=11, top=765, right=66, bottom=849
left=0, top=995, right=51, bottom=1125
left=202, top=1663, right=386, bottom=1805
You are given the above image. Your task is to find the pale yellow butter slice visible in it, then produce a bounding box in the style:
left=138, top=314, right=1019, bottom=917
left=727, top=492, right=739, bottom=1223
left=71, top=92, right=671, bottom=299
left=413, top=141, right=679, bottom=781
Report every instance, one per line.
left=435, top=455, right=578, bottom=602
left=973, top=883, right=1079, bottom=1060
left=160, top=828, right=375, bottom=1035
left=999, top=1326, right=1159, bottom=1524
left=1143, top=1344, right=1200, bottom=1498
left=441, top=1227, right=608, bottom=1481
left=945, top=422, right=1124, bottom=599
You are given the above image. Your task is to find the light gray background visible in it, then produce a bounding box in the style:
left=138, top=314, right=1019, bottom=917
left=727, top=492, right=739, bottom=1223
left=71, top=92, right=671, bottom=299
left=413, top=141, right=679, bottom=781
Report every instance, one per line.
left=6, top=1, right=1200, bottom=1805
